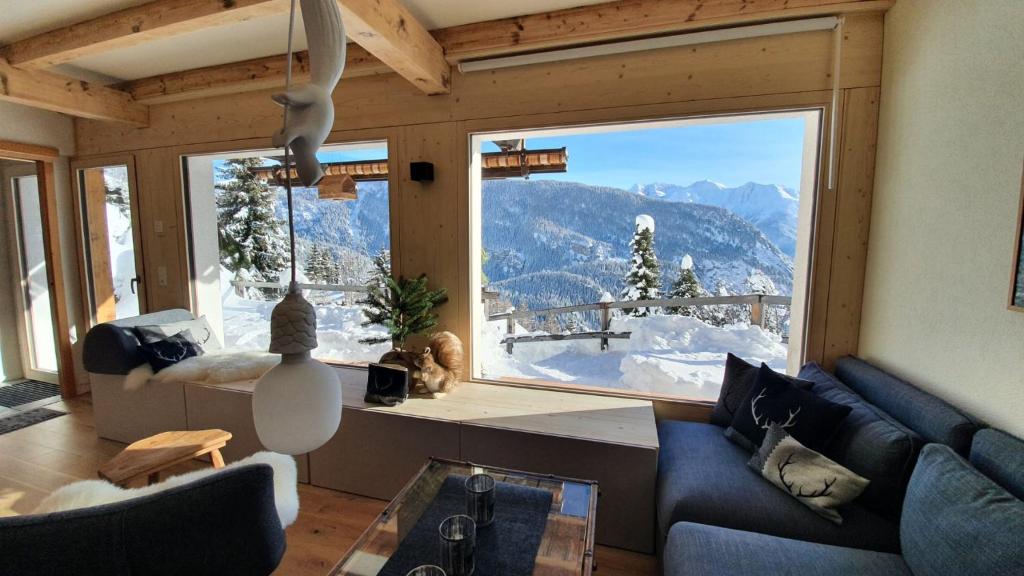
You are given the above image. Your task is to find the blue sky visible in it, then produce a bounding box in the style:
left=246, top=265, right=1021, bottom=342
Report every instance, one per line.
left=483, top=116, right=808, bottom=191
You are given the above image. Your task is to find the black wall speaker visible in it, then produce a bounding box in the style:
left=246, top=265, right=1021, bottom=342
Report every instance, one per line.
left=410, top=161, right=434, bottom=182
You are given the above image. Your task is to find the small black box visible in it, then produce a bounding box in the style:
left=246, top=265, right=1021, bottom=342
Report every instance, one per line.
left=365, top=362, right=410, bottom=406
left=410, top=161, right=434, bottom=182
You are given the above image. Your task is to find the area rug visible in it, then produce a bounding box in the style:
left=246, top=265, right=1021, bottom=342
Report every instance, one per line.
left=0, top=407, right=66, bottom=435
left=379, top=474, right=553, bottom=576
left=0, top=380, right=60, bottom=408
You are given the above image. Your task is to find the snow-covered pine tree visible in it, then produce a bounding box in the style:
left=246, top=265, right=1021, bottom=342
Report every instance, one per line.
left=304, top=244, right=324, bottom=282
left=620, top=214, right=661, bottom=317
left=701, top=281, right=746, bottom=327
left=667, top=254, right=703, bottom=316
left=216, top=158, right=288, bottom=299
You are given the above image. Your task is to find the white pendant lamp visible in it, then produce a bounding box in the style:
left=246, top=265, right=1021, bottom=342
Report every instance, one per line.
left=253, top=0, right=346, bottom=455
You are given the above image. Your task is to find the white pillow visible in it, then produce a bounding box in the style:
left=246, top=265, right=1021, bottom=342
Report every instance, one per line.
left=34, top=451, right=299, bottom=528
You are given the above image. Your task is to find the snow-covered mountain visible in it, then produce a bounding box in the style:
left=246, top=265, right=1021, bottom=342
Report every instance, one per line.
left=632, top=181, right=800, bottom=256
left=483, top=180, right=793, bottom=315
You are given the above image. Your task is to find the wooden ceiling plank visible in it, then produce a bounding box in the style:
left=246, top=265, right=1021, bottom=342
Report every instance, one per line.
left=337, top=0, right=451, bottom=95
left=435, top=0, right=895, bottom=62
left=1, top=0, right=289, bottom=70
left=119, top=44, right=389, bottom=104
left=0, top=58, right=149, bottom=126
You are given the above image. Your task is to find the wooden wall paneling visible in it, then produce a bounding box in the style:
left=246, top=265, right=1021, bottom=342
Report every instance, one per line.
left=80, top=169, right=116, bottom=323
left=72, top=22, right=886, bottom=156
left=436, top=0, right=891, bottom=61
left=396, top=123, right=466, bottom=349
left=184, top=382, right=310, bottom=483
left=837, top=12, right=884, bottom=88
left=308, top=409, right=461, bottom=499
left=133, top=148, right=187, bottom=311
left=34, top=161, right=77, bottom=397
left=821, top=86, right=879, bottom=367
left=459, top=423, right=658, bottom=553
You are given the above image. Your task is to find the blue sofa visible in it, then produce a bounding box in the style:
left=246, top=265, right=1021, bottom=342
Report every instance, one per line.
left=658, top=356, right=1024, bottom=575
left=0, top=464, right=286, bottom=576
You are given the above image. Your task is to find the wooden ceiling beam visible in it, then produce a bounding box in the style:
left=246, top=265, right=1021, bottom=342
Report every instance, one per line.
left=0, top=58, right=149, bottom=126
left=435, top=0, right=895, bottom=62
left=118, top=44, right=389, bottom=104
left=337, top=0, right=451, bottom=95
left=1, top=0, right=288, bottom=70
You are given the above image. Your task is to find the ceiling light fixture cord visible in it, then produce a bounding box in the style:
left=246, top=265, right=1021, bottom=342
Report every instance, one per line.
left=284, top=0, right=298, bottom=284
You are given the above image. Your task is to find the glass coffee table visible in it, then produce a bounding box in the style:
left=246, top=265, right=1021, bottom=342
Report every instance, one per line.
left=331, top=458, right=598, bottom=575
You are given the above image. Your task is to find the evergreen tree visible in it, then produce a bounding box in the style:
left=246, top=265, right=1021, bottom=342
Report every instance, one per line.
left=367, top=249, right=391, bottom=287
left=216, top=158, right=288, bottom=299
left=304, top=244, right=324, bottom=282
left=745, top=269, right=786, bottom=335
left=620, top=215, right=661, bottom=317
left=667, top=254, right=703, bottom=316
left=358, top=274, right=448, bottom=348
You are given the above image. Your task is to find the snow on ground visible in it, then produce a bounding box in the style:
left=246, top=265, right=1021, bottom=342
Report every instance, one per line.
left=106, top=202, right=140, bottom=319
left=479, top=313, right=788, bottom=400
left=219, top=267, right=390, bottom=362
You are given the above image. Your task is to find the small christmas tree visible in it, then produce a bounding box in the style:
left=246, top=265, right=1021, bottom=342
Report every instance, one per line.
left=668, top=254, right=703, bottom=316
left=358, top=273, right=448, bottom=348
left=216, top=158, right=288, bottom=299
left=620, top=214, right=661, bottom=317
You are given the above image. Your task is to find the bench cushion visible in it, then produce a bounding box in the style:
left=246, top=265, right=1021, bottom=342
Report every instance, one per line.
left=969, top=428, right=1024, bottom=500
left=663, top=522, right=911, bottom=576
left=834, top=357, right=980, bottom=455
left=901, top=443, right=1024, bottom=576
left=656, top=420, right=899, bottom=552
left=799, top=362, right=923, bottom=518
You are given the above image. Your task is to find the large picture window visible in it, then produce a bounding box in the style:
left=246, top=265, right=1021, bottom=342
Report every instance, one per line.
left=184, top=142, right=392, bottom=364
left=470, top=112, right=821, bottom=400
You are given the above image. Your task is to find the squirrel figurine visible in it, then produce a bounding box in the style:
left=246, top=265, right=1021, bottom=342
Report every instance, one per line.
left=378, top=331, right=464, bottom=396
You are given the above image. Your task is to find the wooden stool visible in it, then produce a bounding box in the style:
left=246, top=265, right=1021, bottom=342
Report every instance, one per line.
left=99, top=429, right=233, bottom=487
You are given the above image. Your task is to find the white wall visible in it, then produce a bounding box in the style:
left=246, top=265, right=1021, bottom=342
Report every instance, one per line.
left=859, top=0, right=1024, bottom=436
left=0, top=101, right=89, bottom=387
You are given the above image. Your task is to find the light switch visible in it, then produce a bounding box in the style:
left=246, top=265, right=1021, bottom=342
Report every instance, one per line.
left=154, top=220, right=165, bottom=235
left=158, top=266, right=168, bottom=286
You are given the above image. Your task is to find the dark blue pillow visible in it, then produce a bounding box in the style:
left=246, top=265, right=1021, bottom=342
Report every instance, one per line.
left=901, top=444, right=1024, bottom=576
left=799, top=362, right=923, bottom=518
left=136, top=329, right=202, bottom=372
left=726, top=364, right=851, bottom=453
left=710, top=354, right=813, bottom=427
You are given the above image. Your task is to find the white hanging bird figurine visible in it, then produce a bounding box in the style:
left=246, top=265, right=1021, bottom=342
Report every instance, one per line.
left=272, top=0, right=346, bottom=187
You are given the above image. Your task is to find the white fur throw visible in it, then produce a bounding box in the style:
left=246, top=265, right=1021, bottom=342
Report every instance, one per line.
left=125, top=349, right=279, bottom=391
left=33, top=451, right=299, bottom=528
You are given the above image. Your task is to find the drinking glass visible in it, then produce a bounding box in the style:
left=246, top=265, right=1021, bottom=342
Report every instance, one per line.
left=406, top=566, right=446, bottom=576
left=465, top=473, right=495, bottom=527
left=439, top=514, right=476, bottom=576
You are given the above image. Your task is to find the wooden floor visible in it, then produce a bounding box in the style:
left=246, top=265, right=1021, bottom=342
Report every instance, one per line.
left=0, top=395, right=657, bottom=576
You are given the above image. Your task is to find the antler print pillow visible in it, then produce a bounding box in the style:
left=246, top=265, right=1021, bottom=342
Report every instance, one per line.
left=725, top=364, right=851, bottom=453
left=749, top=424, right=870, bottom=524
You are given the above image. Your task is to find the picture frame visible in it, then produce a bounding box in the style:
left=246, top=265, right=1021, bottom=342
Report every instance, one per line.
left=1009, top=160, right=1024, bottom=312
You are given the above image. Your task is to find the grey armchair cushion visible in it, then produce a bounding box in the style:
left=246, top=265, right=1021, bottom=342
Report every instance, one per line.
left=657, top=420, right=899, bottom=552
left=0, top=464, right=285, bottom=576
left=901, top=444, right=1024, bottom=576
left=834, top=357, right=980, bottom=455
left=799, top=362, right=922, bottom=518
left=83, top=309, right=197, bottom=375
left=969, top=428, right=1024, bottom=500
left=663, top=522, right=911, bottom=576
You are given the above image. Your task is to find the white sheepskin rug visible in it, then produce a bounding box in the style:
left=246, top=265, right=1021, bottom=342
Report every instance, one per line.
left=125, top=349, right=279, bottom=391
left=33, top=451, right=299, bottom=528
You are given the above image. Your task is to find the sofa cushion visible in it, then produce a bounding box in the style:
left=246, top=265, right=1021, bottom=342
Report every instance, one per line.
left=969, top=428, right=1024, bottom=500
left=83, top=309, right=196, bottom=375
left=135, top=315, right=221, bottom=352
left=799, top=362, right=922, bottom=518
left=710, top=354, right=813, bottom=427
left=657, top=420, right=899, bottom=552
left=663, top=522, right=911, bottom=576
left=901, top=444, right=1024, bottom=576
left=726, top=365, right=851, bottom=453
left=834, top=357, right=980, bottom=455
left=137, top=330, right=203, bottom=372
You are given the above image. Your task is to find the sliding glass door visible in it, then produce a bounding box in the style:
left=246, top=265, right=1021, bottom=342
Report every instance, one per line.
left=10, top=173, right=59, bottom=381
left=75, top=161, right=146, bottom=325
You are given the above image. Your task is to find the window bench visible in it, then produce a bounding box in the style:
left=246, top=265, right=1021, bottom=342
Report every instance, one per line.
left=181, top=366, right=659, bottom=553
